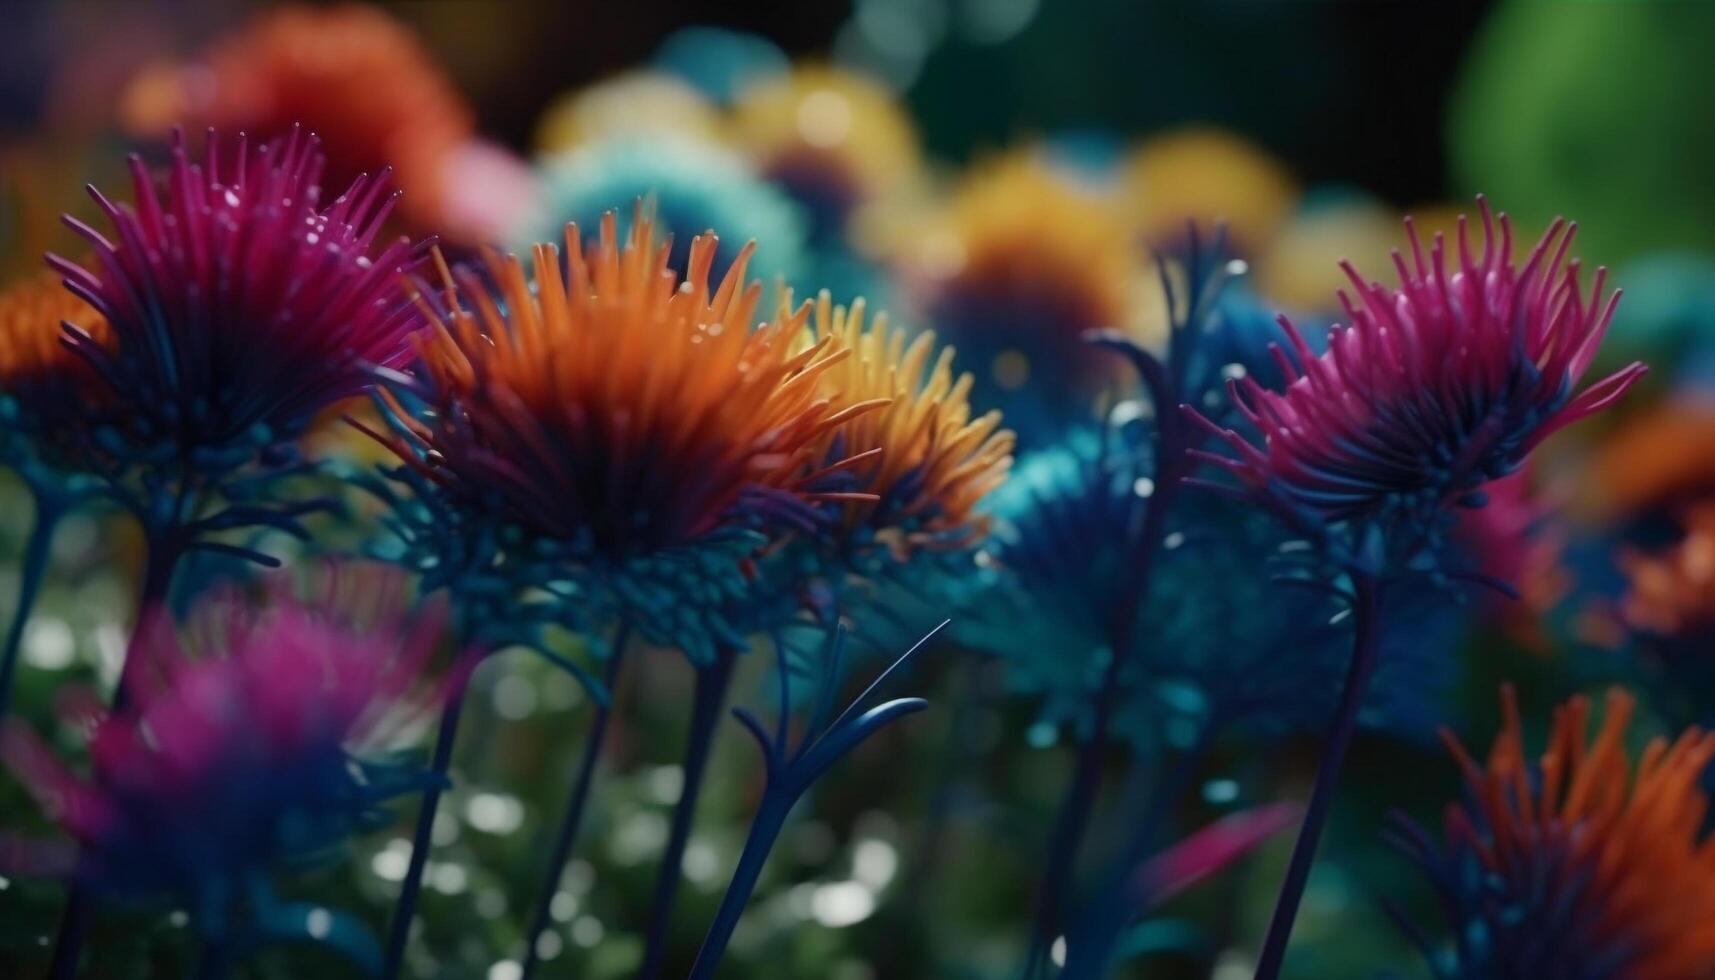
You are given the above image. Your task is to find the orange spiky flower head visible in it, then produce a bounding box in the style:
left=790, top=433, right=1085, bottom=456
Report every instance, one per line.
left=369, top=208, right=882, bottom=659
left=791, top=291, right=1014, bottom=569
left=1390, top=686, right=1715, bottom=979
left=0, top=270, right=113, bottom=479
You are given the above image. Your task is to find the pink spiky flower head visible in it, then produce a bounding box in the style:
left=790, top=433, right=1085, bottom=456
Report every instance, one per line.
left=1186, top=198, right=1645, bottom=539
left=1, top=569, right=444, bottom=910
left=48, top=127, right=426, bottom=475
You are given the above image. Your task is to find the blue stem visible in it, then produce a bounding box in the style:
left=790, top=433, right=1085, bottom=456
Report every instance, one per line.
left=519, top=631, right=629, bottom=979
left=0, top=492, right=60, bottom=725
left=196, top=935, right=232, bottom=980
left=381, top=680, right=471, bottom=980
left=1252, top=573, right=1381, bottom=980
left=1060, top=733, right=1213, bottom=978
left=638, top=645, right=739, bottom=980
left=686, top=790, right=793, bottom=980
left=1022, top=462, right=1184, bottom=978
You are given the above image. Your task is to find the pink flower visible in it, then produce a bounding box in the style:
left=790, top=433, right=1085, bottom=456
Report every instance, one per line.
left=1186, top=198, right=1644, bottom=533
left=1, top=571, right=445, bottom=904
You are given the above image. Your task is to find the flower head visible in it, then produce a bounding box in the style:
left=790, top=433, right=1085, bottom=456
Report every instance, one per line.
left=0, top=270, right=112, bottom=474
left=1613, top=505, right=1715, bottom=722
left=51, top=127, right=426, bottom=479
left=1, top=577, right=440, bottom=915
left=371, top=210, right=879, bottom=659
left=1586, top=399, right=1715, bottom=524
left=529, top=133, right=807, bottom=288
left=118, top=4, right=483, bottom=236
left=1391, top=686, right=1715, bottom=980
left=967, top=422, right=1447, bottom=748
left=1120, top=127, right=1298, bottom=254
left=909, top=151, right=1153, bottom=444
left=1188, top=198, right=1646, bottom=539
left=794, top=291, right=1014, bottom=567
left=729, top=65, right=922, bottom=245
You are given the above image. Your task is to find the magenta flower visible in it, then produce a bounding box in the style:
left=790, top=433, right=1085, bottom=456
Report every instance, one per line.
left=1, top=573, right=443, bottom=915
left=1185, top=198, right=1645, bottom=534
left=48, top=127, right=426, bottom=469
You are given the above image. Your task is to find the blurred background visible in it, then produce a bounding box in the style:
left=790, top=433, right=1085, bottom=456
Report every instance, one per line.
left=4, top=1, right=1715, bottom=979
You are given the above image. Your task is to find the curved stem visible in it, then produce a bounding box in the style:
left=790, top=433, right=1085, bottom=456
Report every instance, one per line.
left=686, top=790, right=792, bottom=980
left=1252, top=573, right=1382, bottom=980
left=637, top=645, right=739, bottom=980
left=519, top=631, right=630, bottom=979
left=381, top=680, right=472, bottom=980
left=0, top=492, right=61, bottom=724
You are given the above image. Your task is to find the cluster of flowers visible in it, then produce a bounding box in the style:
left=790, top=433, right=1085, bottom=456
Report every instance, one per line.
left=2, top=5, right=1712, bottom=980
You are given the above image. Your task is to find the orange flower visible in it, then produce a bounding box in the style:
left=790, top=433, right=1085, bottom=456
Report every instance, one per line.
left=119, top=4, right=479, bottom=236
left=794, top=291, right=1014, bottom=560
left=1406, top=686, right=1715, bottom=980
left=1619, top=504, right=1715, bottom=641
left=0, top=271, right=112, bottom=465
left=381, top=209, right=879, bottom=559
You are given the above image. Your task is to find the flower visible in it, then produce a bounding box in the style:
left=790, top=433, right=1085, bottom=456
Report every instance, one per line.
left=729, top=65, right=923, bottom=246
left=1585, top=399, right=1715, bottom=524
left=966, top=423, right=1448, bottom=748
left=527, top=133, right=807, bottom=289
left=534, top=71, right=722, bottom=152
left=1188, top=198, right=1646, bottom=539
left=907, top=151, right=1156, bottom=444
left=0, top=270, right=112, bottom=475
left=117, top=3, right=497, bottom=238
left=1613, top=505, right=1715, bottom=724
left=369, top=210, right=880, bottom=661
left=1119, top=127, right=1299, bottom=254
left=1390, top=686, right=1715, bottom=980
left=0, top=577, right=440, bottom=917
left=794, top=291, right=1014, bottom=567
left=50, top=127, right=426, bottom=480
left=1619, top=504, right=1715, bottom=645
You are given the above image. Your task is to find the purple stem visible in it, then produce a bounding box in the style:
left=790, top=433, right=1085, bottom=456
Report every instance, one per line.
left=519, top=631, right=629, bottom=979
left=1022, top=461, right=1184, bottom=977
left=1252, top=572, right=1381, bottom=980
left=637, top=645, right=739, bottom=980
left=381, top=678, right=471, bottom=980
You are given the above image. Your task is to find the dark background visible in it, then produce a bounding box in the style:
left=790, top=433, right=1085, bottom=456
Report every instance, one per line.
left=3, top=0, right=1493, bottom=206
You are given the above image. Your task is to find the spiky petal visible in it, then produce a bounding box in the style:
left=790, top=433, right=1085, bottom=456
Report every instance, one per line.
left=1390, top=686, right=1715, bottom=980
left=1187, top=198, right=1645, bottom=532
left=50, top=127, right=426, bottom=472
left=1, top=574, right=442, bottom=906
left=795, top=290, right=1014, bottom=563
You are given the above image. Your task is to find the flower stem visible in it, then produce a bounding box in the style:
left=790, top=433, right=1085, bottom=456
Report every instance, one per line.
left=637, top=645, right=739, bottom=980
left=381, top=679, right=472, bottom=980
left=1252, top=573, right=1382, bottom=980
left=686, top=790, right=792, bottom=980
left=113, top=531, right=180, bottom=711
left=519, top=631, right=630, bottom=979
left=0, top=491, right=61, bottom=725
left=196, top=935, right=232, bottom=980
left=49, top=525, right=183, bottom=977
left=1022, top=467, right=1182, bottom=977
